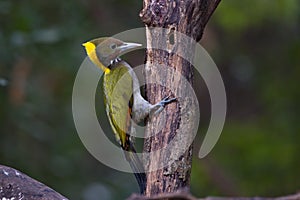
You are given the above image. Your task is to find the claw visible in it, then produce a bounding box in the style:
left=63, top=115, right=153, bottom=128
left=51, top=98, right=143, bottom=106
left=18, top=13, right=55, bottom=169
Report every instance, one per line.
left=159, top=96, right=177, bottom=107
left=150, top=96, right=177, bottom=118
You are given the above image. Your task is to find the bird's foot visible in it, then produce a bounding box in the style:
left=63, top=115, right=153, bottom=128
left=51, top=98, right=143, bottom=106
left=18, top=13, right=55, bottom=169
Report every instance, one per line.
left=152, top=96, right=177, bottom=116
left=159, top=96, right=176, bottom=107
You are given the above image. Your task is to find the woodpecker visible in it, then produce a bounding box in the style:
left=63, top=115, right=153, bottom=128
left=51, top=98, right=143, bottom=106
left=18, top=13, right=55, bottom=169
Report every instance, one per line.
left=82, top=37, right=175, bottom=193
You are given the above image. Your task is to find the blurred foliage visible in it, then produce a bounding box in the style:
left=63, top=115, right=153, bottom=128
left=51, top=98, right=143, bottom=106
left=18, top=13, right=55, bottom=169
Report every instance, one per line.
left=0, top=0, right=299, bottom=199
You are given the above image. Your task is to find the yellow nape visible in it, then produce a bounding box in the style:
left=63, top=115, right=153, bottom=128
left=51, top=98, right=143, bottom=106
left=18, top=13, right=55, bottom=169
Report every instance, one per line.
left=82, top=42, right=95, bottom=56
left=82, top=41, right=110, bottom=74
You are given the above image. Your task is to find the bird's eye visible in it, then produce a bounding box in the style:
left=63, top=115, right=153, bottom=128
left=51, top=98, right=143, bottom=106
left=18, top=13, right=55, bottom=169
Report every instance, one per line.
left=110, top=44, right=117, bottom=49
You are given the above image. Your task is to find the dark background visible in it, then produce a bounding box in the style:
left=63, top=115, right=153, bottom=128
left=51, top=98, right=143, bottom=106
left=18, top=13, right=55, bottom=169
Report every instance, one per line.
left=0, top=0, right=299, bottom=199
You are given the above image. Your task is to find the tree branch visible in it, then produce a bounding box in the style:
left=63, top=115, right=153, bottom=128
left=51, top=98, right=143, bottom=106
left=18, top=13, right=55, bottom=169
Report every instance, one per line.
left=2, top=164, right=299, bottom=200
left=0, top=165, right=68, bottom=200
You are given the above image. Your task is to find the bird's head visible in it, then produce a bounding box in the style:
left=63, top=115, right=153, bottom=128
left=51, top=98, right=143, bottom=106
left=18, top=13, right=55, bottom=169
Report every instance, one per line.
left=82, top=37, right=141, bottom=73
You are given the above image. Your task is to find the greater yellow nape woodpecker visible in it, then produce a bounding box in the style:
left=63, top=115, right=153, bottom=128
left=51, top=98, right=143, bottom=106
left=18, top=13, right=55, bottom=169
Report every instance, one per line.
left=82, top=37, right=176, bottom=193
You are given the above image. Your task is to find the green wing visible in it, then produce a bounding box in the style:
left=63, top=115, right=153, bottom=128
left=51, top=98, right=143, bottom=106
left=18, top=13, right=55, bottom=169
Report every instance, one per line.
left=103, top=62, right=133, bottom=148
left=103, top=62, right=146, bottom=193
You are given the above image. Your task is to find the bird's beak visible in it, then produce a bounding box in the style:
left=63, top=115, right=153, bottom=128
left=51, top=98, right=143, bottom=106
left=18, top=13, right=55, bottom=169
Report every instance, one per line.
left=117, top=42, right=142, bottom=56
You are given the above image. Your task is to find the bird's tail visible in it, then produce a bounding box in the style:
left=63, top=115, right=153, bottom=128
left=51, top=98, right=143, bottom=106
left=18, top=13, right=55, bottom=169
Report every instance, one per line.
left=123, top=149, right=147, bottom=194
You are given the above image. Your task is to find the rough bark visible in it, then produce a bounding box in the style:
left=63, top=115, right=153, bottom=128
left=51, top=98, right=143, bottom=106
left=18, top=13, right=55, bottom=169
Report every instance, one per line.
left=140, top=0, right=221, bottom=196
left=0, top=165, right=68, bottom=200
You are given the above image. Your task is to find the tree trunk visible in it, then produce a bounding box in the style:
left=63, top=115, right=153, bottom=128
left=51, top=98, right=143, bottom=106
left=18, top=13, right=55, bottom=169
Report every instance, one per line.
left=140, top=0, right=221, bottom=196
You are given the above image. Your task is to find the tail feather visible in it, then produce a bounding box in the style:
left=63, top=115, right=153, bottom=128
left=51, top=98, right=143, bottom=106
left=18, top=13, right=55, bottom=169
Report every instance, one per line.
left=124, top=150, right=147, bottom=194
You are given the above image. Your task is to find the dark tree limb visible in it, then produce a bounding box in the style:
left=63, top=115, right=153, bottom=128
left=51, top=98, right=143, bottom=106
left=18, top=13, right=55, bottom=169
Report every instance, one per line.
left=140, top=0, right=221, bottom=196
left=0, top=165, right=68, bottom=200
left=1, top=164, right=299, bottom=200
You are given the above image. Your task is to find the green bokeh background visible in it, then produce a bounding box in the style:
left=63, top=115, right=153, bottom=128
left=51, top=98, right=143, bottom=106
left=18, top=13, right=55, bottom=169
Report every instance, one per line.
left=0, top=0, right=299, bottom=199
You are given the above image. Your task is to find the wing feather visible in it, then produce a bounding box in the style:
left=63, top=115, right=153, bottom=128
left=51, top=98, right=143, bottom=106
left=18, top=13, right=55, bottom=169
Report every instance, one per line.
left=103, top=62, right=133, bottom=149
